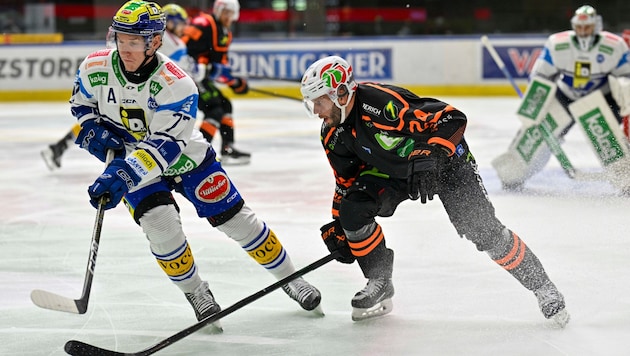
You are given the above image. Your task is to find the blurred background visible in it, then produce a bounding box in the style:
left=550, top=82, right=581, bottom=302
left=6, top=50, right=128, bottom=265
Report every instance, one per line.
left=2, top=0, right=630, bottom=41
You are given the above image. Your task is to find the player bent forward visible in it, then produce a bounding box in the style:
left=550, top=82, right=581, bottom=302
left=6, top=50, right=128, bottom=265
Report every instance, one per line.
left=71, top=1, right=321, bottom=328
left=300, top=55, right=569, bottom=326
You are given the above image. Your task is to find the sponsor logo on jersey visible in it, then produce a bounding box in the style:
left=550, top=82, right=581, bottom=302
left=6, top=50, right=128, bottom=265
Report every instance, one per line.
left=129, top=149, right=155, bottom=175
left=573, top=61, right=591, bottom=88
left=195, top=172, right=230, bottom=203
left=374, top=132, right=403, bottom=151
left=87, top=72, right=108, bottom=86
left=87, top=49, right=111, bottom=58
left=159, top=70, right=175, bottom=85
left=165, top=62, right=186, bottom=79
left=397, top=138, right=415, bottom=157
left=383, top=100, right=399, bottom=121
left=163, top=155, right=198, bottom=176
left=362, top=103, right=381, bottom=117
left=86, top=60, right=107, bottom=69
left=150, top=80, right=163, bottom=96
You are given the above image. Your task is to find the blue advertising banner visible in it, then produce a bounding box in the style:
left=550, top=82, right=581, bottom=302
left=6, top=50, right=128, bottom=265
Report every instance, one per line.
left=229, top=49, right=392, bottom=80
left=482, top=45, right=543, bottom=79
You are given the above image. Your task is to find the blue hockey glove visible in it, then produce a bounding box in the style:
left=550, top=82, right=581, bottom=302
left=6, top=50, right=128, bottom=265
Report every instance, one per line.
left=208, top=63, right=234, bottom=83
left=88, top=158, right=141, bottom=210
left=407, top=143, right=446, bottom=203
left=320, top=220, right=355, bottom=264
left=75, top=119, right=125, bottom=162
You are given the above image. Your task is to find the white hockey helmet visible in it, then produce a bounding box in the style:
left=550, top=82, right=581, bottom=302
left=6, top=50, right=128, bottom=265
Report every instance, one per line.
left=570, top=5, right=602, bottom=50
left=301, top=56, right=358, bottom=124
left=213, top=0, right=240, bottom=21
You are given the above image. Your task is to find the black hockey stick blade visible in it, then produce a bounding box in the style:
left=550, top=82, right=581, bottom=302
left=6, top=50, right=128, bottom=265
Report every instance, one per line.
left=31, top=150, right=114, bottom=314
left=64, top=251, right=340, bottom=356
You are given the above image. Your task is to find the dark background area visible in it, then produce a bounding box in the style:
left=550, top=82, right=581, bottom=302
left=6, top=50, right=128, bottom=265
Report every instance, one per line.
left=2, top=0, right=629, bottom=41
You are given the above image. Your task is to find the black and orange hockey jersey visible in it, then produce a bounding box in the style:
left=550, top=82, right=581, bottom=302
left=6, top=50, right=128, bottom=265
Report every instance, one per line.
left=321, top=83, right=468, bottom=216
left=181, top=12, right=231, bottom=65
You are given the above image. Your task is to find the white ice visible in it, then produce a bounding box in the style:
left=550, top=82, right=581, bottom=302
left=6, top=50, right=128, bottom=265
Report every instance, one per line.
left=1, top=96, right=629, bottom=356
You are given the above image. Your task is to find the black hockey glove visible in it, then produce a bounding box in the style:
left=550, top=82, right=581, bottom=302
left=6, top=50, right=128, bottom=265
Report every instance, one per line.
left=407, top=143, right=446, bottom=203
left=227, top=77, right=249, bottom=94
left=320, top=220, right=355, bottom=264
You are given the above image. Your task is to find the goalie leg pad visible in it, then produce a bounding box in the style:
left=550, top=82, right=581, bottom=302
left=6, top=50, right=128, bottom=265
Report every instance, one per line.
left=493, top=97, right=573, bottom=187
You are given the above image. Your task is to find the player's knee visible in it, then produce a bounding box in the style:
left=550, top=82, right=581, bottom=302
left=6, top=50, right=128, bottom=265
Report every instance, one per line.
left=139, top=204, right=185, bottom=248
left=129, top=191, right=178, bottom=225
left=339, top=190, right=378, bottom=231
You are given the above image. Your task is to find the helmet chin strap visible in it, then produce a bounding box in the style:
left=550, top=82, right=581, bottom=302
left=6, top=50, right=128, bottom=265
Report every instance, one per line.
left=336, top=90, right=354, bottom=124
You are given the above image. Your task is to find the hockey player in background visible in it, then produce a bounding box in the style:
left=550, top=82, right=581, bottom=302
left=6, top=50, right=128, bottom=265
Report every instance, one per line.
left=181, top=0, right=251, bottom=165
left=70, top=0, right=321, bottom=328
left=300, top=55, right=569, bottom=326
left=492, top=5, right=630, bottom=191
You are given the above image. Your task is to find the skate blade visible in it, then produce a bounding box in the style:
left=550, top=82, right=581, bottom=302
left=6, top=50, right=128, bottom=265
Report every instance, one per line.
left=220, top=156, right=251, bottom=166
left=351, top=298, right=393, bottom=321
left=551, top=308, right=570, bottom=328
left=40, top=149, right=59, bottom=171
left=201, top=320, right=224, bottom=334
left=309, top=304, right=325, bottom=317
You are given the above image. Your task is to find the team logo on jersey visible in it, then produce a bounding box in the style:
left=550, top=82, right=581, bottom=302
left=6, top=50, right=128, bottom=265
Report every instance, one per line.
left=383, top=100, right=399, bottom=121
left=374, top=133, right=404, bottom=151
left=147, top=97, right=158, bottom=110
left=195, top=172, right=231, bottom=203
left=120, top=107, right=147, bottom=140
left=88, top=72, right=108, bottom=87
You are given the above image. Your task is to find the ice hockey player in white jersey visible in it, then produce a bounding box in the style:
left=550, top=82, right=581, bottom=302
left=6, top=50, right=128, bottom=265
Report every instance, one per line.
left=159, top=3, right=199, bottom=79
left=70, top=0, right=322, bottom=327
left=492, top=5, right=630, bottom=190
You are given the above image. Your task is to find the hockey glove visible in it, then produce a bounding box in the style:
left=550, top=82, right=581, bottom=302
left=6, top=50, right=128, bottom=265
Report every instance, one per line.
left=208, top=63, right=234, bottom=83
left=407, top=143, right=446, bottom=203
left=228, top=77, right=249, bottom=94
left=320, top=220, right=355, bottom=264
left=88, top=158, right=141, bottom=210
left=75, top=119, right=125, bottom=163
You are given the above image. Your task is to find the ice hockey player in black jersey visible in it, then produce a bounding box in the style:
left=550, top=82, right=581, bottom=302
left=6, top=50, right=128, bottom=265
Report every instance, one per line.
left=300, top=55, right=569, bottom=326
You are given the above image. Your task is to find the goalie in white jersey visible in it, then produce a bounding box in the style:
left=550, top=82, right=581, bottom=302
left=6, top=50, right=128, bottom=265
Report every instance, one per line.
left=70, top=0, right=321, bottom=327
left=492, top=5, right=630, bottom=190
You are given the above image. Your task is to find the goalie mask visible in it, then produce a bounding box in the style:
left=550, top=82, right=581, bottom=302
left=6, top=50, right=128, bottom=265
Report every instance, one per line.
left=570, top=5, right=602, bottom=51
left=301, top=56, right=358, bottom=124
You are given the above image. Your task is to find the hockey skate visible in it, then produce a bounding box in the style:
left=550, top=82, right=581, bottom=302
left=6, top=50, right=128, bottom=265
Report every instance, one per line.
left=534, top=281, right=570, bottom=327
left=220, top=145, right=251, bottom=165
left=185, top=281, right=223, bottom=332
left=281, top=277, right=323, bottom=315
left=351, top=277, right=394, bottom=321
left=41, top=144, right=63, bottom=170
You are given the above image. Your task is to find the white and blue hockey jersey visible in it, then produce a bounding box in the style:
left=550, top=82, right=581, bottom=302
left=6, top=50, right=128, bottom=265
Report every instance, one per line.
left=70, top=48, right=210, bottom=187
left=530, top=30, right=630, bottom=101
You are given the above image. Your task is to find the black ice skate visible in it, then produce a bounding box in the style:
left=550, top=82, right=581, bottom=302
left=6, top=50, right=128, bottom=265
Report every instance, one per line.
left=41, top=144, right=64, bottom=170
left=351, top=277, right=394, bottom=321
left=221, top=145, right=251, bottom=165
left=185, top=281, right=223, bottom=332
left=534, top=281, right=570, bottom=327
left=281, top=277, right=323, bottom=314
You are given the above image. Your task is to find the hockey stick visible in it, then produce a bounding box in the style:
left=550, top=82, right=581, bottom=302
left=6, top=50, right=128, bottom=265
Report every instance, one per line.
left=247, top=75, right=301, bottom=83
left=248, top=87, right=302, bottom=102
left=481, top=35, right=579, bottom=179
left=30, top=150, right=115, bottom=314
left=64, top=251, right=340, bottom=356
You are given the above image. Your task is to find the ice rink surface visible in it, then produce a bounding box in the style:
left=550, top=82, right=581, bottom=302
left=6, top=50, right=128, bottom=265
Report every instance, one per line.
left=1, top=96, right=629, bottom=355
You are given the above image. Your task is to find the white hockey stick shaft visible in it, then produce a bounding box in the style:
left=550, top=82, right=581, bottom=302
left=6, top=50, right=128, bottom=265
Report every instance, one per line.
left=31, top=150, right=115, bottom=314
